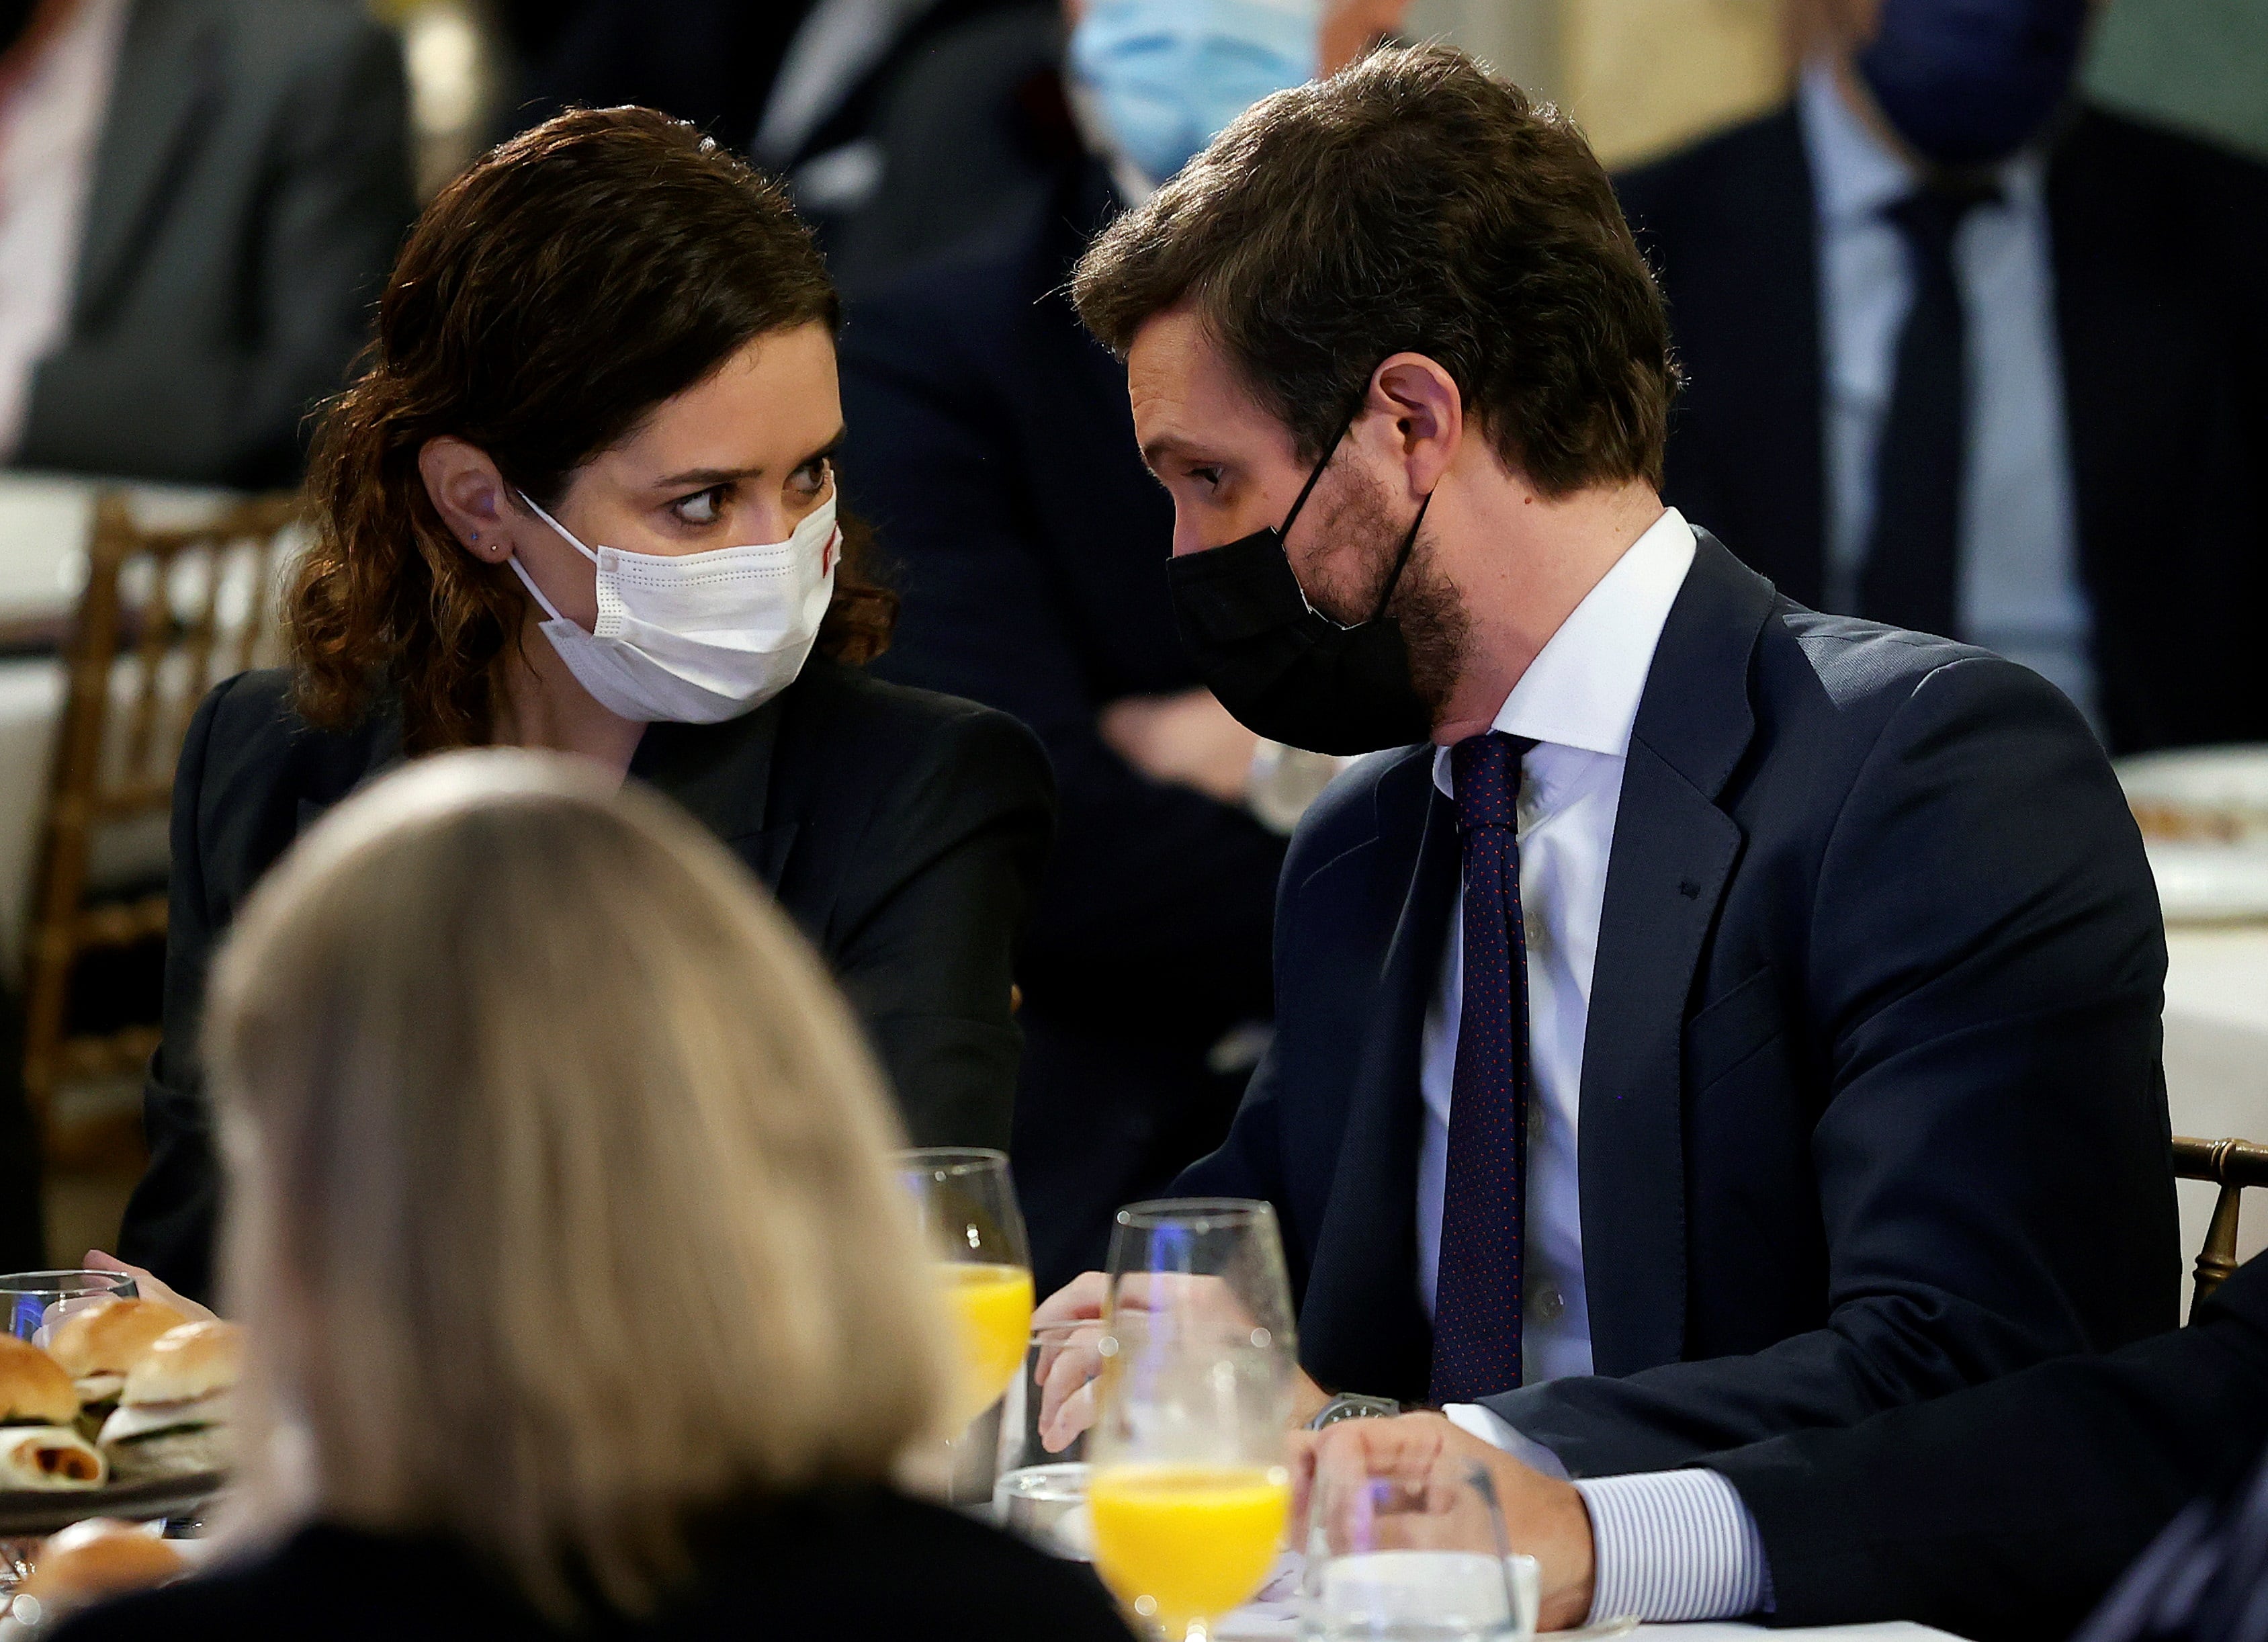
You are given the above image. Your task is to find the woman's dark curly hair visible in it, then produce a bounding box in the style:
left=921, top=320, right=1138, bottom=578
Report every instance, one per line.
left=294, top=106, right=896, bottom=752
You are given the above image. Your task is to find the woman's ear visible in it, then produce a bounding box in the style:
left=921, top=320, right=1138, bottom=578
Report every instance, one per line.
left=418, top=437, right=515, bottom=564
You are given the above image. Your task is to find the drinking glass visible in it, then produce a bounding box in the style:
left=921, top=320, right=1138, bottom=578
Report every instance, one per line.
left=1301, top=1442, right=1540, bottom=1642
left=897, top=1148, right=1034, bottom=1504
left=1089, top=1199, right=1300, bottom=1641
left=1104, top=1198, right=1297, bottom=1356
left=996, top=1320, right=1092, bottom=1557
left=0, top=1269, right=136, bottom=1348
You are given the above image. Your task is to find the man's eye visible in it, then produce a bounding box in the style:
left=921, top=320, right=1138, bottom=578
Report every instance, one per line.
left=673, top=486, right=728, bottom=525
left=1190, top=466, right=1223, bottom=490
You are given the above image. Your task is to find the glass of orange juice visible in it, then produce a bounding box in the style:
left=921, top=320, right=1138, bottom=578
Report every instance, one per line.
left=1089, top=1202, right=1298, bottom=1641
left=898, top=1148, right=1035, bottom=1501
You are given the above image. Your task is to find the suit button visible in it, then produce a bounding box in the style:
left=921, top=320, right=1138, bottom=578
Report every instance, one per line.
left=1533, top=1284, right=1565, bottom=1322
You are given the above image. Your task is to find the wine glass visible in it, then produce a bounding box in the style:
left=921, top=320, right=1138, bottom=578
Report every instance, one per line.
left=1, top=1269, right=137, bottom=1348
left=1302, top=1439, right=1540, bottom=1641
left=897, top=1148, right=1034, bottom=1504
left=1088, top=1200, right=1300, bottom=1640
left=1104, top=1197, right=1297, bottom=1352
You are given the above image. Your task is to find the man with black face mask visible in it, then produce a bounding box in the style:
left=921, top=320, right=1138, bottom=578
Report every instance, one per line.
left=1616, top=0, right=2268, bottom=756
left=1031, top=40, right=2174, bottom=1526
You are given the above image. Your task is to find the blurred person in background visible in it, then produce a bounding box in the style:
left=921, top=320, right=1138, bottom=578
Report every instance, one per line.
left=116, top=107, right=1053, bottom=1304
left=1616, top=0, right=2268, bottom=754
left=51, top=752, right=1133, bottom=1642
left=0, top=0, right=412, bottom=486
left=838, top=0, right=1409, bottom=1293
left=499, top=0, right=1035, bottom=252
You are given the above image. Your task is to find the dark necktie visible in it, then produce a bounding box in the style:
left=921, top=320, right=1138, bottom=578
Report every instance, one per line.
left=1857, top=184, right=1999, bottom=638
left=1431, top=729, right=1539, bottom=1406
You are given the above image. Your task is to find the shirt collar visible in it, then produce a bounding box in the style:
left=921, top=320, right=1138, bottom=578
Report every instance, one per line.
left=1431, top=507, right=1698, bottom=796
left=1797, top=59, right=2044, bottom=228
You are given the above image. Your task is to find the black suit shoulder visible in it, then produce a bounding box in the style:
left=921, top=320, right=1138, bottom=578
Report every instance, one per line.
left=52, top=1489, right=1135, bottom=1642
left=1615, top=104, right=1803, bottom=234
left=776, top=655, right=1055, bottom=841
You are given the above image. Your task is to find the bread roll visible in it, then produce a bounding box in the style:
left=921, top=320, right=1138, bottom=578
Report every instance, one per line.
left=47, top=1299, right=187, bottom=1403
left=0, top=1424, right=105, bottom=1489
left=0, top=1335, right=78, bottom=1428
left=118, top=1321, right=241, bottom=1408
left=15, top=1518, right=185, bottom=1615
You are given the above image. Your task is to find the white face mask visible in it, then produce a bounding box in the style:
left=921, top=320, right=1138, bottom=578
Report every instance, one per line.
left=508, top=490, right=839, bottom=724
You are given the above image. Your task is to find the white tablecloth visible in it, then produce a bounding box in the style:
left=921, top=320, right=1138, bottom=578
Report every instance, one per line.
left=2165, top=928, right=2268, bottom=1310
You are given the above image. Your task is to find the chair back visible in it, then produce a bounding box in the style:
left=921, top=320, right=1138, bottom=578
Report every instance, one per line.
left=21, top=492, right=304, bottom=1165
left=2174, top=1135, right=2268, bottom=1320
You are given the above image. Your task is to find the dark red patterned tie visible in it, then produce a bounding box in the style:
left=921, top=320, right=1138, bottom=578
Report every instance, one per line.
left=1430, top=730, right=1537, bottom=1404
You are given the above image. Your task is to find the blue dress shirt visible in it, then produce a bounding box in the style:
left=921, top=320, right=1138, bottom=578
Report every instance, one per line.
left=1798, top=63, right=2097, bottom=727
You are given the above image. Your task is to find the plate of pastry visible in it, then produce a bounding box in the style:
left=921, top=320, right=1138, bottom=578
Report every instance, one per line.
left=0, top=1302, right=235, bottom=1537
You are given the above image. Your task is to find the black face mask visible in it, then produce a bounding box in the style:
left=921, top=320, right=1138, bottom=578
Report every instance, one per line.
left=0, top=0, right=38, bottom=56
left=1165, top=411, right=1436, bottom=756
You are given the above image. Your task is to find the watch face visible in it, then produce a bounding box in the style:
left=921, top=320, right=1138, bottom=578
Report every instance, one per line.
left=1307, top=1393, right=1401, bottom=1429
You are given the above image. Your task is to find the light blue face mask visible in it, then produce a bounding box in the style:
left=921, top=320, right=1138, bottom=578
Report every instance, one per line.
left=1070, top=0, right=1321, bottom=187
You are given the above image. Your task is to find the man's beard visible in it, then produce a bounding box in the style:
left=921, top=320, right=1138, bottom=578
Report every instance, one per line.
left=1304, top=463, right=1469, bottom=718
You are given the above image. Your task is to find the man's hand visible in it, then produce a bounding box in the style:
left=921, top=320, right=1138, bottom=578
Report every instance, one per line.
left=1031, top=1270, right=1328, bottom=1451
left=1098, top=689, right=1261, bottom=806
left=1292, top=1413, right=1598, bottom=1631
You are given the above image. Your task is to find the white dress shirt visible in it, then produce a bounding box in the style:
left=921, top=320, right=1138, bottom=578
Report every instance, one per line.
left=0, top=0, right=127, bottom=460
left=1414, top=505, right=1698, bottom=1389
left=1798, top=62, right=2095, bottom=727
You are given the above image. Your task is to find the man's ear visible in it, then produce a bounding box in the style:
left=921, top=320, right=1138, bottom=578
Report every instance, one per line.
left=1363, top=353, right=1465, bottom=501
left=418, top=436, right=516, bottom=565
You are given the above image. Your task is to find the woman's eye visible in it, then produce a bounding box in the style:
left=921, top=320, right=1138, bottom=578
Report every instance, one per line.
left=672, top=486, right=729, bottom=526
left=1190, top=466, right=1223, bottom=491
left=789, top=458, right=832, bottom=498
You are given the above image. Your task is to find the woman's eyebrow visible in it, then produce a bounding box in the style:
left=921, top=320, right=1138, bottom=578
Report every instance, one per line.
left=648, top=427, right=846, bottom=492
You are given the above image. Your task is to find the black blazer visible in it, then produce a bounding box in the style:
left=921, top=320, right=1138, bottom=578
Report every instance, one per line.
left=1614, top=104, right=2268, bottom=755
left=1707, top=1254, right=2268, bottom=1642
left=840, top=160, right=1287, bottom=1291
left=118, top=658, right=1053, bottom=1301
left=1179, top=530, right=2177, bottom=1476
left=50, top=1486, right=1135, bottom=1641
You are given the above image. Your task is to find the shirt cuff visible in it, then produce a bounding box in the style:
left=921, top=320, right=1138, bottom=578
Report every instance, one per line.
left=1571, top=1469, right=1774, bottom=1623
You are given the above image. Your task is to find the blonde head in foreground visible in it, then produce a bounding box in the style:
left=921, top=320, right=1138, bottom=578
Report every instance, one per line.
left=200, top=750, right=949, bottom=1617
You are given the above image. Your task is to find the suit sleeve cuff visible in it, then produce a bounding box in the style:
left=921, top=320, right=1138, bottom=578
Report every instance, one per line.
left=1570, top=1469, right=1775, bottom=1622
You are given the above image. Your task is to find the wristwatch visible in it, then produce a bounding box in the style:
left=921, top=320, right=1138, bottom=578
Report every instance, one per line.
left=1303, top=1392, right=1403, bottom=1430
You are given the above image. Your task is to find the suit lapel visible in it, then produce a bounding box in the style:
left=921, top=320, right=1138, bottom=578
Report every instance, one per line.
left=1577, top=531, right=1771, bottom=1375
left=1300, top=750, right=1458, bottom=1402
left=73, top=0, right=223, bottom=331
left=629, top=693, right=787, bottom=876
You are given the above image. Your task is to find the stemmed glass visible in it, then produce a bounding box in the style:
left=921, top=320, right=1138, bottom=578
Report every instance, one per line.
left=896, top=1148, right=1034, bottom=1505
left=1087, top=1199, right=1300, bottom=1640
left=1302, top=1439, right=1541, bottom=1641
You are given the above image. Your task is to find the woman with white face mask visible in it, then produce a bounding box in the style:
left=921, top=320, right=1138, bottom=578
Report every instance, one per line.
left=115, top=106, right=1055, bottom=1305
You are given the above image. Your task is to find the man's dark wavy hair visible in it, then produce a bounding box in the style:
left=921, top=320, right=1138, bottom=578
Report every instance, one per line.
left=1072, top=43, right=1681, bottom=494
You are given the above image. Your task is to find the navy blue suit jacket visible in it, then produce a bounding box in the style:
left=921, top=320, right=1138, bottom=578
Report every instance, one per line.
left=1614, top=105, right=2268, bottom=756
left=1178, top=530, right=2177, bottom=1477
